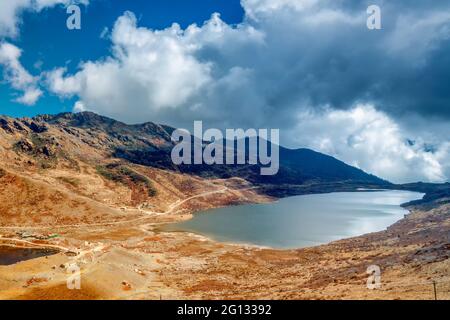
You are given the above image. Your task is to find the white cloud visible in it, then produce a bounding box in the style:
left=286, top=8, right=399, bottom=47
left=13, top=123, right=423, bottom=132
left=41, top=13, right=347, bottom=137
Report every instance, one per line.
left=0, top=42, right=42, bottom=105
left=242, top=0, right=318, bottom=19
left=46, top=11, right=263, bottom=121
left=290, top=105, right=450, bottom=184
left=73, top=100, right=85, bottom=112
left=0, top=0, right=29, bottom=37
left=385, top=11, right=450, bottom=61
left=15, top=87, right=43, bottom=105
left=0, top=0, right=90, bottom=105
left=46, top=67, right=82, bottom=96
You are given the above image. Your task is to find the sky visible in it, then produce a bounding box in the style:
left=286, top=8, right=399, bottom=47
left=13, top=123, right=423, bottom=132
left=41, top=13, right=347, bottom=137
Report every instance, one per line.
left=0, top=0, right=449, bottom=184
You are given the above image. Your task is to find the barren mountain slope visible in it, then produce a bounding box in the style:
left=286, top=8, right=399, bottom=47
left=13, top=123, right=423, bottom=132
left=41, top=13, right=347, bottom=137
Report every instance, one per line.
left=0, top=113, right=269, bottom=227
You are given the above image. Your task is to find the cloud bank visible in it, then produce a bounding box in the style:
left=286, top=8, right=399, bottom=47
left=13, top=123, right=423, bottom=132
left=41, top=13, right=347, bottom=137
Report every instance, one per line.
left=291, top=105, right=450, bottom=183
left=44, top=0, right=450, bottom=183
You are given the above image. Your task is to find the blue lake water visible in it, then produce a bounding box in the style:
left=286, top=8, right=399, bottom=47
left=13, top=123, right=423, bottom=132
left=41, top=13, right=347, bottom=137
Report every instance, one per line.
left=0, top=246, right=59, bottom=265
left=164, top=190, right=424, bottom=249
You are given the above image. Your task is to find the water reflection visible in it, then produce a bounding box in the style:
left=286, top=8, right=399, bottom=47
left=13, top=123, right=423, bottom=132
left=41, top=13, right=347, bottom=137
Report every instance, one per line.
left=164, top=190, right=423, bottom=249
left=0, top=246, right=59, bottom=265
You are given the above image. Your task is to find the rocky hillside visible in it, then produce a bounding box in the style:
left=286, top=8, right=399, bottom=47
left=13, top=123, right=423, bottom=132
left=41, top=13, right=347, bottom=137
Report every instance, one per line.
left=7, top=112, right=386, bottom=184
left=0, top=111, right=389, bottom=226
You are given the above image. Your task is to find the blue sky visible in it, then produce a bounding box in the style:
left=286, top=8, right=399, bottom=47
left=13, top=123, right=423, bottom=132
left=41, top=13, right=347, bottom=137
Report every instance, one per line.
left=1, top=0, right=244, bottom=117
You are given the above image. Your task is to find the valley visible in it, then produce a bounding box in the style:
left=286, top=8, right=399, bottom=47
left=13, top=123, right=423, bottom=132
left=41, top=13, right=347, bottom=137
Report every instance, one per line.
left=0, top=112, right=449, bottom=300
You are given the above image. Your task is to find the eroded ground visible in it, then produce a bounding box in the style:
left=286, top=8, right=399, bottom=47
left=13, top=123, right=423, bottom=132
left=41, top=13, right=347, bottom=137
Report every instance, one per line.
left=1, top=181, right=449, bottom=300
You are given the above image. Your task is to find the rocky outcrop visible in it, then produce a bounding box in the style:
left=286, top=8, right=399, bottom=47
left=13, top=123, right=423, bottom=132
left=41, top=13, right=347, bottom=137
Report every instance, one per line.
left=0, top=118, right=13, bottom=134
left=23, top=121, right=48, bottom=133
left=15, top=139, right=34, bottom=153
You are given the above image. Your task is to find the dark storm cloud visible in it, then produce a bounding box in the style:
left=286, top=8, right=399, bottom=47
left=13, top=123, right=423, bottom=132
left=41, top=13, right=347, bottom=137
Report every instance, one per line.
left=208, top=0, right=450, bottom=121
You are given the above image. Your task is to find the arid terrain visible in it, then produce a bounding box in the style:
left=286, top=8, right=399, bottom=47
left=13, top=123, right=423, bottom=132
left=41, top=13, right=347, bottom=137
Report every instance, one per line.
left=0, top=112, right=449, bottom=300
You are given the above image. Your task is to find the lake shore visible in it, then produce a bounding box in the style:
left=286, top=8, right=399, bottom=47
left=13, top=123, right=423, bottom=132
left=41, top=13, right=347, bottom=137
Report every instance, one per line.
left=163, top=190, right=424, bottom=249
left=0, top=186, right=449, bottom=300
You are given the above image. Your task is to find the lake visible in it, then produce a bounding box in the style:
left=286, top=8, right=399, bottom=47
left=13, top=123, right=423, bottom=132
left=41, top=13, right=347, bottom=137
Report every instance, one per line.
left=163, top=190, right=423, bottom=249
left=0, top=246, right=59, bottom=266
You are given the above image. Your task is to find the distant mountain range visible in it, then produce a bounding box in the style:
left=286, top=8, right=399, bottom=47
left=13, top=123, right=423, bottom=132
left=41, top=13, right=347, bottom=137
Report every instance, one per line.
left=31, top=111, right=387, bottom=186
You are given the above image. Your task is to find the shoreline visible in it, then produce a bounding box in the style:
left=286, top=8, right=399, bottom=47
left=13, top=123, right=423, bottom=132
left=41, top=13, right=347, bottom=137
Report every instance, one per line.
left=156, top=189, right=424, bottom=251
left=1, top=189, right=424, bottom=254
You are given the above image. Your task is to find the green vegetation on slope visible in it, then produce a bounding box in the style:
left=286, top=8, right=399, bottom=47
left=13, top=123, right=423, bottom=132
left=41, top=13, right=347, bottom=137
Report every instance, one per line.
left=96, top=164, right=157, bottom=197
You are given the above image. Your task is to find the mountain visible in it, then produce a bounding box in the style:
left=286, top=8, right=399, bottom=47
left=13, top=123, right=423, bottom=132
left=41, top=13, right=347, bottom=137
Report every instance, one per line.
left=40, top=112, right=386, bottom=183
left=0, top=111, right=389, bottom=226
